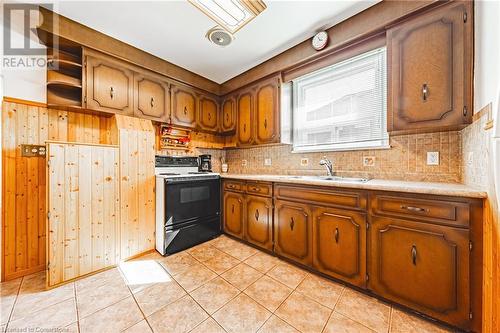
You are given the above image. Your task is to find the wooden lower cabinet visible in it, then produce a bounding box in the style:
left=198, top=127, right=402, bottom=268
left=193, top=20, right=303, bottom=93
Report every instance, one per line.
left=223, top=191, right=245, bottom=238
left=274, top=200, right=312, bottom=266
left=369, top=216, right=470, bottom=328
left=312, top=207, right=367, bottom=287
left=245, top=195, right=273, bottom=251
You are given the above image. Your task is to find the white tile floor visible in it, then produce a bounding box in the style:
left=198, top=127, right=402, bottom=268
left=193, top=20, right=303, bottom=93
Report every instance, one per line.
left=1, top=235, right=456, bottom=333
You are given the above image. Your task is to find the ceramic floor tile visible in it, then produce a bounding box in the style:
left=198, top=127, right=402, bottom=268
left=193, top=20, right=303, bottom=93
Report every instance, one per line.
left=257, top=315, right=300, bottom=333
left=134, top=278, right=186, bottom=316
left=75, top=268, right=124, bottom=293
left=390, top=308, right=452, bottom=333
left=223, top=242, right=258, bottom=261
left=79, top=296, right=143, bottom=333
left=190, top=277, right=239, bottom=314
left=296, top=274, right=344, bottom=309
left=119, top=258, right=172, bottom=294
left=0, top=277, right=21, bottom=324
left=221, top=263, right=263, bottom=290
left=244, top=275, right=292, bottom=312
left=190, top=317, right=227, bottom=333
left=213, top=294, right=271, bottom=333
left=203, top=251, right=241, bottom=275
left=11, top=276, right=75, bottom=321
left=64, top=322, right=80, bottom=333
left=335, top=289, right=391, bottom=333
left=174, top=262, right=218, bottom=292
left=275, top=291, right=332, bottom=333
left=244, top=252, right=279, bottom=273
left=76, top=278, right=131, bottom=318
left=323, top=311, right=375, bottom=333
left=122, top=319, right=153, bottom=333
left=8, top=298, right=77, bottom=332
left=210, top=235, right=241, bottom=252
left=266, top=262, right=306, bottom=289
left=188, top=243, right=224, bottom=262
left=158, top=252, right=199, bottom=276
left=147, top=295, right=208, bottom=333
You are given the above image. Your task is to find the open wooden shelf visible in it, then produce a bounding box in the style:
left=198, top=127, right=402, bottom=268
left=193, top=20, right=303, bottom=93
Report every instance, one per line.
left=159, top=124, right=191, bottom=151
left=47, top=70, right=82, bottom=88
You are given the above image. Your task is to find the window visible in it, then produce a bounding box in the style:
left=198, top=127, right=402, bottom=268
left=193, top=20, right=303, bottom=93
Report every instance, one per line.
left=291, top=47, right=388, bottom=152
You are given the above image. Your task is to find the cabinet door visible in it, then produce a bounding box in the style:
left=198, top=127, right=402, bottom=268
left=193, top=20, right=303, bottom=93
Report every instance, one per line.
left=171, top=85, right=197, bottom=128
left=237, top=91, right=254, bottom=146
left=133, top=74, right=169, bottom=122
left=223, top=191, right=245, bottom=239
left=245, top=195, right=273, bottom=251
left=274, top=200, right=312, bottom=265
left=312, top=207, right=366, bottom=287
left=388, top=2, right=472, bottom=133
left=221, top=97, right=236, bottom=133
left=85, top=55, right=133, bottom=115
left=255, top=77, right=280, bottom=144
left=369, top=216, right=470, bottom=328
left=198, top=95, right=219, bottom=132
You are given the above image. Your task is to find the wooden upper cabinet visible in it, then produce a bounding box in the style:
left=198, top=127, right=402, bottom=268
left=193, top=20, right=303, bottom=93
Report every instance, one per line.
left=245, top=195, right=273, bottom=251
left=223, top=191, right=245, bottom=239
left=198, top=95, right=219, bottom=132
left=133, top=74, right=169, bottom=122
left=369, top=216, right=470, bottom=328
left=387, top=1, right=472, bottom=133
left=312, top=207, right=367, bottom=288
left=170, top=85, right=197, bottom=128
left=85, top=54, right=134, bottom=115
left=237, top=91, right=254, bottom=146
left=274, top=200, right=312, bottom=266
left=221, top=96, right=236, bottom=134
left=255, top=77, right=280, bottom=144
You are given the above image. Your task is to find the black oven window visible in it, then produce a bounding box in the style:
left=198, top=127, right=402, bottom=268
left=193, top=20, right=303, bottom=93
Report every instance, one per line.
left=180, top=186, right=210, bottom=203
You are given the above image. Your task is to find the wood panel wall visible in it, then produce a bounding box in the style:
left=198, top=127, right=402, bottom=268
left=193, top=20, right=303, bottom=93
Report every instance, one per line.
left=47, top=142, right=119, bottom=287
left=1, top=99, right=113, bottom=281
left=113, top=115, right=156, bottom=259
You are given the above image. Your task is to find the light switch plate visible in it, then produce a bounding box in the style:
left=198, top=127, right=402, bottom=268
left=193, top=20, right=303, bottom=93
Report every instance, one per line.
left=363, top=156, right=375, bottom=167
left=300, top=158, right=309, bottom=166
left=264, top=158, right=272, bottom=166
left=427, top=152, right=439, bottom=165
left=241, top=159, right=248, bottom=166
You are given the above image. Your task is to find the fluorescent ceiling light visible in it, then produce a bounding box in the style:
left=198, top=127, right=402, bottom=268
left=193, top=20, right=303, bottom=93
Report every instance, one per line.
left=189, top=0, right=267, bottom=34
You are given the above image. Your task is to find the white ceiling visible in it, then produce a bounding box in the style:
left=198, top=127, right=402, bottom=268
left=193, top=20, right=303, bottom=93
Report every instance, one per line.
left=48, top=0, right=380, bottom=83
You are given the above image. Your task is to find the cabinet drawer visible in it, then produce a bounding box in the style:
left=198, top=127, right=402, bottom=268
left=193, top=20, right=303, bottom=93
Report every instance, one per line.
left=371, top=195, right=470, bottom=227
left=246, top=182, right=272, bottom=197
left=223, top=180, right=245, bottom=192
left=274, top=184, right=366, bottom=211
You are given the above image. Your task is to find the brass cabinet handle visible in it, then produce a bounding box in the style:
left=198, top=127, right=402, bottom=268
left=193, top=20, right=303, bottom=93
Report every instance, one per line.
left=150, top=97, right=154, bottom=108
left=411, top=245, right=417, bottom=265
left=290, top=217, right=295, bottom=231
left=401, top=205, right=428, bottom=213
left=243, top=123, right=246, bottom=133
left=264, top=118, right=267, bottom=129
left=208, top=112, right=211, bottom=121
left=231, top=204, right=234, bottom=214
left=334, top=228, right=339, bottom=243
left=226, top=113, right=229, bottom=122
left=110, top=86, right=114, bottom=99
left=184, top=106, right=188, bottom=115
left=422, top=83, right=429, bottom=101
left=255, top=209, right=259, bottom=221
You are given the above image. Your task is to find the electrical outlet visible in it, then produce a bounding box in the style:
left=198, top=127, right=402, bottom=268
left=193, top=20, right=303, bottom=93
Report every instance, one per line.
left=363, top=156, right=375, bottom=167
left=300, top=158, right=309, bottom=166
left=264, top=158, right=272, bottom=166
left=241, top=159, right=247, bottom=166
left=427, top=152, right=439, bottom=165
left=467, top=152, right=474, bottom=166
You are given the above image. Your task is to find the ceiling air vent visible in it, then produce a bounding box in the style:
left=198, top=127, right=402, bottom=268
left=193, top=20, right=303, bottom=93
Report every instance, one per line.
left=206, top=27, right=233, bottom=47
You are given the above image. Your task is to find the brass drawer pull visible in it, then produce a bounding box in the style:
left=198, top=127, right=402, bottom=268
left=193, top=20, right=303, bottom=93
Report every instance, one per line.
left=227, top=184, right=235, bottom=189
left=110, top=86, right=114, bottom=99
left=334, top=228, right=339, bottom=243
left=290, top=217, right=295, bottom=231
left=411, top=245, right=417, bottom=265
left=255, top=209, right=259, bottom=221
left=250, top=186, right=261, bottom=192
left=401, top=205, right=428, bottom=213
left=150, top=97, right=154, bottom=108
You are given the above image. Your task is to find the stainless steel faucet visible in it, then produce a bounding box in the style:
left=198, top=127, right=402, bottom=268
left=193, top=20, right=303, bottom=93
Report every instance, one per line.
left=319, top=156, right=334, bottom=176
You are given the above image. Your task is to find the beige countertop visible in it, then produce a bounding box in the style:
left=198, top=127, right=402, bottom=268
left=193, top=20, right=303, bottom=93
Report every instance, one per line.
left=220, top=174, right=487, bottom=199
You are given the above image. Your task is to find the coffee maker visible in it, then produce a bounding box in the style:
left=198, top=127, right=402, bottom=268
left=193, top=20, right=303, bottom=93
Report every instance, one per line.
left=198, top=154, right=212, bottom=172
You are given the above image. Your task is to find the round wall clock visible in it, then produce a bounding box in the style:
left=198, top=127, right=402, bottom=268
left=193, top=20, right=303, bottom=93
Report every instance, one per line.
left=312, top=31, right=328, bottom=51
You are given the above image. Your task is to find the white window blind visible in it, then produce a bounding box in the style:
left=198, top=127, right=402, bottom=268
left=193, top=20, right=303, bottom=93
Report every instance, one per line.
left=292, top=47, right=388, bottom=152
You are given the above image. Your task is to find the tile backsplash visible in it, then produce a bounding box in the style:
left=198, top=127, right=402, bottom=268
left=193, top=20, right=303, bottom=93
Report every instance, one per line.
left=225, top=131, right=462, bottom=183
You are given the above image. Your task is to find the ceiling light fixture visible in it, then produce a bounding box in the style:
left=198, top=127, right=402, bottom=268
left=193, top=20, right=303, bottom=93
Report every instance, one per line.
left=188, top=0, right=267, bottom=34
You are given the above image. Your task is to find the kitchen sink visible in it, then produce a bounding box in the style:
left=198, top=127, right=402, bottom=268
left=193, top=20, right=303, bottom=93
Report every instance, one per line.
left=283, top=175, right=370, bottom=182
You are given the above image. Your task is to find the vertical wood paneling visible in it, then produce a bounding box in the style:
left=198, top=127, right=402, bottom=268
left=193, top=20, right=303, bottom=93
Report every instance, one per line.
left=47, top=143, right=119, bottom=287
left=1, top=100, right=114, bottom=281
